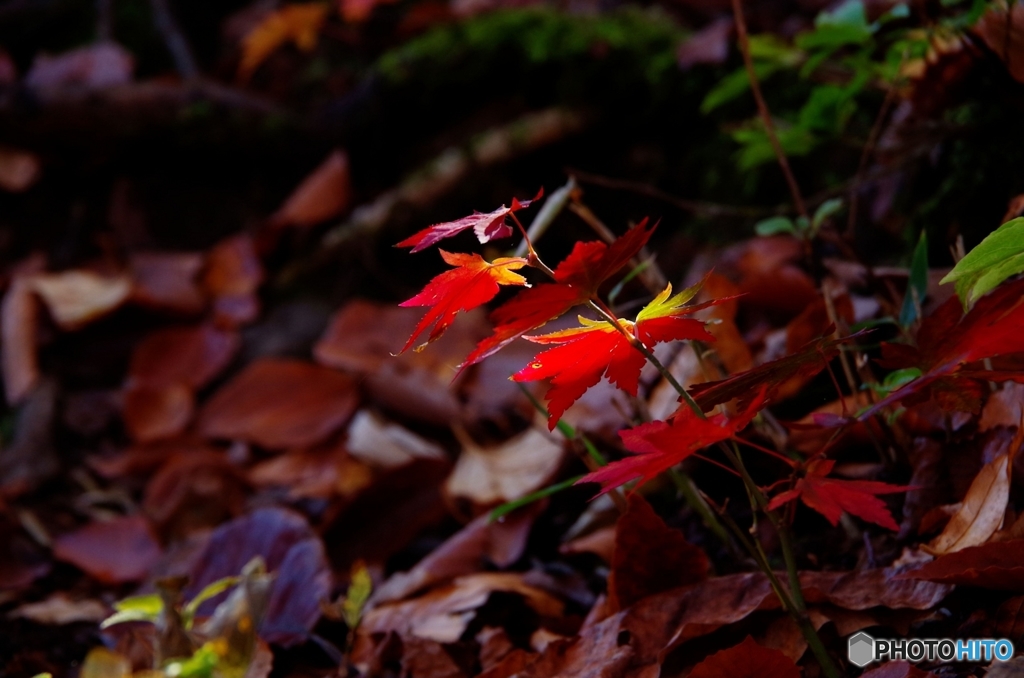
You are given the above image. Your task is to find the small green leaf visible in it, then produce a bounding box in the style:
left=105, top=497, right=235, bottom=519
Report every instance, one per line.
left=341, top=562, right=373, bottom=630
left=900, top=230, right=929, bottom=326
left=182, top=576, right=240, bottom=628
left=940, top=218, right=1024, bottom=310
left=872, top=367, right=923, bottom=395
left=701, top=62, right=782, bottom=113
left=101, top=593, right=163, bottom=628
left=811, top=198, right=844, bottom=230
left=755, top=216, right=797, bottom=236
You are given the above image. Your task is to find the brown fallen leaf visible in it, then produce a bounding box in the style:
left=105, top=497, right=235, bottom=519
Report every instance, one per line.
left=444, top=426, right=564, bottom=507
left=371, top=504, right=542, bottom=605
left=198, top=358, right=358, bottom=449
left=2, top=276, right=40, bottom=404
left=688, top=635, right=799, bottom=678
left=0, top=146, right=42, bottom=193
left=926, top=436, right=1018, bottom=555
left=0, top=379, right=59, bottom=498
left=203, top=234, right=263, bottom=328
left=128, top=324, right=239, bottom=390
left=185, top=507, right=332, bottom=647
left=122, top=383, right=193, bottom=443
left=0, top=516, right=51, bottom=591
left=269, top=150, right=351, bottom=229
left=128, top=252, right=206, bottom=315
left=143, top=448, right=248, bottom=537
left=979, top=382, right=1024, bottom=431
left=28, top=270, right=132, bottom=330
left=12, top=593, right=108, bottom=625
left=237, top=3, right=329, bottom=81
left=314, top=300, right=481, bottom=426
left=356, top=572, right=563, bottom=649
left=52, top=515, right=161, bottom=584
left=608, top=495, right=709, bottom=612
left=899, top=540, right=1024, bottom=591
left=400, top=636, right=469, bottom=678
left=346, top=410, right=447, bottom=468
left=559, top=525, right=617, bottom=563
left=248, top=439, right=373, bottom=500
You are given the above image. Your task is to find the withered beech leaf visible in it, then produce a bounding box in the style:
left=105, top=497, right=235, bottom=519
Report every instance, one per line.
left=198, top=358, right=358, bottom=449
left=52, top=515, right=161, bottom=584
left=128, top=252, right=205, bottom=315
left=1, top=277, right=40, bottom=405
left=185, top=507, right=332, bottom=647
left=122, top=382, right=193, bottom=443
left=898, top=541, right=1024, bottom=591
left=270, top=150, right=351, bottom=229
left=608, top=495, right=709, bottom=611
left=688, top=635, right=799, bottom=678
left=29, top=270, right=132, bottom=330
left=129, top=324, right=239, bottom=390
left=926, top=445, right=1017, bottom=555
left=444, top=427, right=564, bottom=506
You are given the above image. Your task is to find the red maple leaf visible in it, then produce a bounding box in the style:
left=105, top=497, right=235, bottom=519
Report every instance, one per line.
left=577, top=389, right=767, bottom=496
left=870, top=277, right=1024, bottom=414
left=767, top=459, right=911, bottom=530
left=398, top=251, right=529, bottom=352
left=396, top=189, right=542, bottom=253
left=513, top=280, right=724, bottom=428
left=460, top=220, right=656, bottom=368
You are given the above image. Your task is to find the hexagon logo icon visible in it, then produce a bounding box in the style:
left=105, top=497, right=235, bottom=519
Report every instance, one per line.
left=848, top=632, right=875, bottom=668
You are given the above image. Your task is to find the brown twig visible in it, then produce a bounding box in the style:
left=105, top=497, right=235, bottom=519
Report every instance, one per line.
left=730, top=0, right=808, bottom=220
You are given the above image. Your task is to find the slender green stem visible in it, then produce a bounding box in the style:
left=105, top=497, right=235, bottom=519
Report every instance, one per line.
left=667, top=469, right=735, bottom=552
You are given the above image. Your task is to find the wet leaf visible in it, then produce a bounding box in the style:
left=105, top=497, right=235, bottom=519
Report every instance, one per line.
left=688, top=635, right=799, bottom=678
left=122, top=382, right=193, bottom=443
left=129, top=324, right=239, bottom=390
left=198, top=358, right=358, bottom=449
left=128, top=252, right=205, bottom=315
left=52, top=515, right=161, bottom=584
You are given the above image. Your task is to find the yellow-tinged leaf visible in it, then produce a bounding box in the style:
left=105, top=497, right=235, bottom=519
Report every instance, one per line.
left=79, top=648, right=131, bottom=678
left=238, top=3, right=329, bottom=81
left=926, top=444, right=1018, bottom=555
left=342, top=561, right=372, bottom=629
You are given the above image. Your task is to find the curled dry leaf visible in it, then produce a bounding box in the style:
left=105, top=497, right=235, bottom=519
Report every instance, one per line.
left=444, top=427, right=564, bottom=506
left=688, top=635, right=800, bottom=678
left=2, top=276, right=40, bottom=404
left=203, top=234, right=263, bottom=328
left=198, top=358, right=358, bottom=449
left=356, top=572, right=563, bottom=647
left=29, top=271, right=132, bottom=330
left=270, top=150, right=351, bottom=229
left=346, top=410, right=446, bottom=468
left=899, top=540, right=1024, bottom=591
left=925, top=445, right=1017, bottom=555
left=186, top=507, right=332, bottom=647
left=249, top=439, right=373, bottom=500
left=52, top=515, right=161, bottom=584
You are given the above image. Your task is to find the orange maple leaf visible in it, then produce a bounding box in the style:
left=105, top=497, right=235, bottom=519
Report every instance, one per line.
left=767, top=458, right=911, bottom=530
left=399, top=251, right=529, bottom=353
left=238, top=3, right=330, bottom=81
left=514, top=279, right=725, bottom=428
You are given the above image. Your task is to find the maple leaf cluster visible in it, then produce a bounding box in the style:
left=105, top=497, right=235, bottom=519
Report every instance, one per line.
left=394, top=190, right=922, bottom=532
